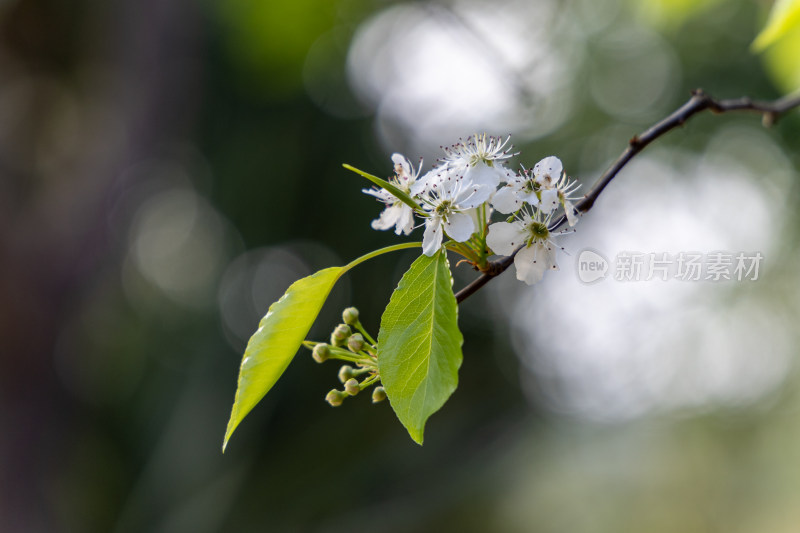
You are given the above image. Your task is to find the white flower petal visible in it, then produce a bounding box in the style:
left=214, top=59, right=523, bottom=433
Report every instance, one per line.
left=396, top=205, right=416, bottom=235
left=545, top=243, right=559, bottom=272
left=409, top=179, right=427, bottom=197
left=486, top=222, right=527, bottom=256
left=492, top=186, right=523, bottom=214
left=422, top=216, right=444, bottom=256
left=423, top=173, right=449, bottom=200
left=443, top=211, right=475, bottom=242
left=391, top=153, right=412, bottom=176
left=371, top=204, right=403, bottom=231
left=464, top=207, right=487, bottom=232
left=514, top=244, right=548, bottom=285
left=363, top=187, right=392, bottom=202
left=412, top=165, right=441, bottom=196
left=464, top=163, right=501, bottom=188
left=564, top=199, right=579, bottom=227
left=539, top=189, right=559, bottom=213
left=517, top=189, right=540, bottom=207
left=533, top=156, right=563, bottom=185
left=455, top=182, right=493, bottom=209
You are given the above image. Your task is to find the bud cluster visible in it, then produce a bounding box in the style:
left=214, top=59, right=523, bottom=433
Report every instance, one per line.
left=302, top=307, right=387, bottom=407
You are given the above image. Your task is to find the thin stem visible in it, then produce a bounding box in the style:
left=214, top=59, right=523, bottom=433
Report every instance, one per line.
left=455, top=88, right=800, bottom=304
left=445, top=241, right=480, bottom=262
left=548, top=89, right=800, bottom=232
left=345, top=241, right=422, bottom=270
left=353, top=320, right=377, bottom=347
left=329, top=351, right=367, bottom=364
left=359, top=374, right=381, bottom=390
left=358, top=346, right=378, bottom=362
left=475, top=203, right=490, bottom=268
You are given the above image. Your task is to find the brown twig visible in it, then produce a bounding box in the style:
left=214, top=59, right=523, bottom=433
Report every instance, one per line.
left=455, top=88, right=800, bottom=304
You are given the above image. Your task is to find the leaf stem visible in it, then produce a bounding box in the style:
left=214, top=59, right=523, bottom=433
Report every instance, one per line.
left=328, top=349, right=369, bottom=364
left=344, top=242, right=422, bottom=270
left=445, top=241, right=480, bottom=263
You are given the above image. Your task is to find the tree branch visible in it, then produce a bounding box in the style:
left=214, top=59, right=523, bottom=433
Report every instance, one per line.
left=455, top=88, right=800, bottom=304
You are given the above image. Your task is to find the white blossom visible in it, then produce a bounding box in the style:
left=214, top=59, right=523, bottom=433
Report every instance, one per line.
left=420, top=167, right=494, bottom=256
left=533, top=156, right=581, bottom=226
left=360, top=140, right=578, bottom=273
left=436, top=133, right=516, bottom=190
left=491, top=168, right=539, bottom=214
left=486, top=208, right=565, bottom=285
left=491, top=156, right=581, bottom=227
left=363, top=153, right=426, bottom=236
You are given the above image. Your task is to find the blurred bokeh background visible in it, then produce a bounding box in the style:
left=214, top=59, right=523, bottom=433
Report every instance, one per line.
left=1, top=0, right=800, bottom=531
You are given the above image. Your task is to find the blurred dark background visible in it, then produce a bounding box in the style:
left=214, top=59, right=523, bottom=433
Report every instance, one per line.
left=2, top=0, right=800, bottom=531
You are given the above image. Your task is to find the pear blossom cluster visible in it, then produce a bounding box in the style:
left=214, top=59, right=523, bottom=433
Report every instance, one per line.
left=362, top=134, right=581, bottom=285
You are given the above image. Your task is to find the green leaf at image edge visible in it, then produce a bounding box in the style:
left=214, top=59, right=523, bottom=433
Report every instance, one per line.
left=377, top=250, right=463, bottom=445
left=222, top=266, right=344, bottom=452
left=752, top=0, right=800, bottom=52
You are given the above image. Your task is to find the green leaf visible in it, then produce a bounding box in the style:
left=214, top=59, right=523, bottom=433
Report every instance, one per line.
left=222, top=242, right=422, bottom=452
left=377, top=250, right=463, bottom=445
left=223, top=266, right=344, bottom=451
left=343, top=163, right=422, bottom=213
left=752, top=0, right=800, bottom=52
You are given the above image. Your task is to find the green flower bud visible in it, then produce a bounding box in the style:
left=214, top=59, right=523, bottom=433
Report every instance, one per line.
left=312, top=343, right=330, bottom=363
left=372, top=386, right=387, bottom=403
left=347, top=333, right=365, bottom=353
left=330, top=324, right=351, bottom=347
left=338, top=365, right=355, bottom=383
left=342, top=307, right=360, bottom=325
left=344, top=378, right=360, bottom=396
left=325, top=389, right=346, bottom=407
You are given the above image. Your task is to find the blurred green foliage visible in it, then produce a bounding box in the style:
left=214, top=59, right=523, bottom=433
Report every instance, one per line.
left=216, top=0, right=338, bottom=96
left=752, top=0, right=800, bottom=51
